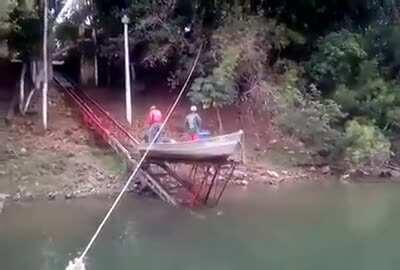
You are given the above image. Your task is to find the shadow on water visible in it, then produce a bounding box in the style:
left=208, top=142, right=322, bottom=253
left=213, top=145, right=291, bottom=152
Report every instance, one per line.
left=2, top=182, right=400, bottom=270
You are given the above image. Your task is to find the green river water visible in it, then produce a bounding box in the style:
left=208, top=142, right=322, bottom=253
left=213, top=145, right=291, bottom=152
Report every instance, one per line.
left=1, top=183, right=400, bottom=270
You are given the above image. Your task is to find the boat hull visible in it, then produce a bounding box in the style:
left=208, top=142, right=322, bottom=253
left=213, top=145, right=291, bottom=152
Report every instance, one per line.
left=138, top=131, right=243, bottom=161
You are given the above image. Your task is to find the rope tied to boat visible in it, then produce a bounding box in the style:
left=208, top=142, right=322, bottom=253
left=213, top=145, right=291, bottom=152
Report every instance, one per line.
left=66, top=44, right=203, bottom=270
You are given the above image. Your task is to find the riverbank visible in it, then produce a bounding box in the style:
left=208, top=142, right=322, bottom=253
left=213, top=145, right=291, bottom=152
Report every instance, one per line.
left=0, top=108, right=328, bottom=206
left=1, top=85, right=396, bottom=209
left=0, top=87, right=129, bottom=204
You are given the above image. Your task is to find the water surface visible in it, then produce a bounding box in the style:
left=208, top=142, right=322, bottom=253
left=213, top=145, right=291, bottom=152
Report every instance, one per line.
left=1, top=183, right=400, bottom=270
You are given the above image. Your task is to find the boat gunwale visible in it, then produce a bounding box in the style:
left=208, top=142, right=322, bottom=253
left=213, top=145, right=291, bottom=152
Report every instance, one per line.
left=139, top=130, right=244, bottom=149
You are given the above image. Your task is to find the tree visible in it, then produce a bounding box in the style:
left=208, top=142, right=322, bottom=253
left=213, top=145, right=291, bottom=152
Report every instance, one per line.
left=340, top=120, right=391, bottom=169
left=188, top=46, right=240, bottom=134
left=277, top=67, right=346, bottom=156
left=333, top=60, right=400, bottom=130
left=306, top=30, right=367, bottom=93
left=2, top=0, right=61, bottom=131
left=0, top=0, right=17, bottom=38
left=6, top=1, right=43, bottom=117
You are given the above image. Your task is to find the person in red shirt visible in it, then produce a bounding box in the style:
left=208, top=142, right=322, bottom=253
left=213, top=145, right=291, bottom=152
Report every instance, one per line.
left=147, top=105, right=162, bottom=126
left=145, top=105, right=163, bottom=143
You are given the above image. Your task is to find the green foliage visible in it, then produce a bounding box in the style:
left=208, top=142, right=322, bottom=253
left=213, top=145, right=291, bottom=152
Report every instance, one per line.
left=55, top=22, right=79, bottom=41
left=214, top=15, right=305, bottom=65
left=332, top=84, right=359, bottom=115
left=279, top=97, right=345, bottom=154
left=261, top=0, right=398, bottom=35
left=332, top=60, right=400, bottom=130
left=277, top=67, right=346, bottom=154
left=0, top=0, right=17, bottom=38
left=363, top=24, right=400, bottom=79
left=278, top=67, right=393, bottom=169
left=386, top=108, right=400, bottom=130
left=307, top=27, right=400, bottom=136
left=178, top=13, right=305, bottom=91
left=7, top=6, right=42, bottom=59
left=129, top=1, right=186, bottom=68
left=92, top=0, right=184, bottom=70
left=188, top=46, right=240, bottom=109
left=306, top=30, right=367, bottom=90
left=278, top=67, right=305, bottom=107
left=340, top=120, right=391, bottom=168
left=174, top=0, right=194, bottom=25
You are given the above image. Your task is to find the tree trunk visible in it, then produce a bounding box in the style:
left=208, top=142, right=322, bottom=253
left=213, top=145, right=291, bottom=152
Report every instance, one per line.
left=200, top=0, right=216, bottom=28
left=32, top=61, right=39, bottom=90
left=5, top=90, right=18, bottom=125
left=80, top=53, right=95, bottom=85
left=234, top=0, right=240, bottom=13
left=79, top=25, right=96, bottom=85
left=250, top=0, right=259, bottom=14
left=92, top=28, right=99, bottom=86
left=107, top=60, right=111, bottom=86
left=215, top=106, right=224, bottom=134
left=19, top=63, right=27, bottom=114
left=89, top=0, right=99, bottom=86
left=22, top=60, right=39, bottom=115
left=23, top=89, right=36, bottom=114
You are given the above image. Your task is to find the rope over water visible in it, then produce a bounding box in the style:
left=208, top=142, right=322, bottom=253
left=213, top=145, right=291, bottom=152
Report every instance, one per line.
left=66, top=44, right=203, bottom=270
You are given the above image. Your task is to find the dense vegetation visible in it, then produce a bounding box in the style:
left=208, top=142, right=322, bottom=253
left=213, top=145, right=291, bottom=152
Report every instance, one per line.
left=2, top=0, right=400, bottom=170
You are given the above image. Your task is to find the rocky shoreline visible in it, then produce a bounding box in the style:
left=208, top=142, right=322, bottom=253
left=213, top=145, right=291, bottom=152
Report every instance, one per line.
left=2, top=149, right=400, bottom=217
left=0, top=161, right=331, bottom=206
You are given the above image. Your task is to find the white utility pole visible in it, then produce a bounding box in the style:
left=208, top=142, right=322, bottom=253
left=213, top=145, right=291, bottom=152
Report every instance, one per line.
left=42, top=0, right=49, bottom=130
left=122, top=14, right=132, bottom=125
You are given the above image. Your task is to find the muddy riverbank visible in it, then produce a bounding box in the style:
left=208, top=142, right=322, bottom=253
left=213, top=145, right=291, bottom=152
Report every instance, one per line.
left=0, top=87, right=129, bottom=203
left=1, top=85, right=398, bottom=210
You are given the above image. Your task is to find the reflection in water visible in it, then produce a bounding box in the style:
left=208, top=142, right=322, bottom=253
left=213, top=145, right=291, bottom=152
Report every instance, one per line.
left=2, top=184, right=400, bottom=270
left=41, top=238, right=61, bottom=270
left=345, top=184, right=392, bottom=233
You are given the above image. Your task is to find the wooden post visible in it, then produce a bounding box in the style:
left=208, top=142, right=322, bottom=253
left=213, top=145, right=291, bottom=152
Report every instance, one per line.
left=42, top=0, right=48, bottom=130
left=122, top=14, right=132, bottom=125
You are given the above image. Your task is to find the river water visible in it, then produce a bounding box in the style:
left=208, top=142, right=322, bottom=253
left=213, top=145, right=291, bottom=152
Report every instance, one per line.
left=1, top=183, right=400, bottom=270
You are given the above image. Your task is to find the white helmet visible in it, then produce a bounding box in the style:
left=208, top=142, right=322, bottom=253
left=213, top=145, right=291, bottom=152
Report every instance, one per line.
left=190, top=105, right=197, bottom=112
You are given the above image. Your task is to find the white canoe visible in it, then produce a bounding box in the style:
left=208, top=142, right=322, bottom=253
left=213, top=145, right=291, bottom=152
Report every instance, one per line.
left=139, top=130, right=243, bottom=161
